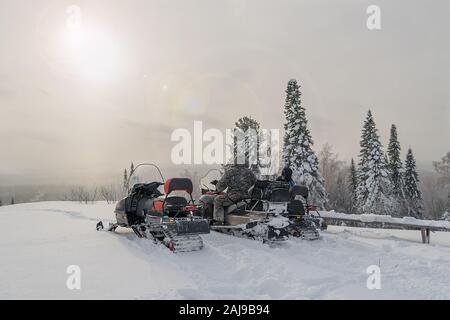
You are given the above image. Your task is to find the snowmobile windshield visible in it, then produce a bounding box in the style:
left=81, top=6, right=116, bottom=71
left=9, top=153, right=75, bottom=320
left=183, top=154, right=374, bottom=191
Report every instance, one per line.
left=129, top=164, right=165, bottom=193
left=200, top=168, right=223, bottom=191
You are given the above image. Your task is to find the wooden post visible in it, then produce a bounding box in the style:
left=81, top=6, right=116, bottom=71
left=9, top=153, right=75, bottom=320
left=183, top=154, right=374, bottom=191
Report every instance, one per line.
left=421, top=228, right=431, bottom=244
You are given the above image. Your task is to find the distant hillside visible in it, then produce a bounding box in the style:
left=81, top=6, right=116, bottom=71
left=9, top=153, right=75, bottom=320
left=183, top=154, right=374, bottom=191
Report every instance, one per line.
left=0, top=185, right=74, bottom=205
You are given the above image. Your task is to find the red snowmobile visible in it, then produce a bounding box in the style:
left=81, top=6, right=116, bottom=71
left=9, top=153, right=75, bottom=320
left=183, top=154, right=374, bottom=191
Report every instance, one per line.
left=97, top=164, right=210, bottom=253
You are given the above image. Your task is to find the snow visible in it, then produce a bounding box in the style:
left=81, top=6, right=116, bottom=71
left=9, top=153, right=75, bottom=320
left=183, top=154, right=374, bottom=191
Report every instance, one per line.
left=1, top=202, right=450, bottom=300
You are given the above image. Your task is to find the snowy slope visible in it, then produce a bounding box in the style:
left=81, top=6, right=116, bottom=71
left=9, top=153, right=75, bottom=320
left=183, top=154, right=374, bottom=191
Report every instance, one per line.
left=1, top=202, right=450, bottom=300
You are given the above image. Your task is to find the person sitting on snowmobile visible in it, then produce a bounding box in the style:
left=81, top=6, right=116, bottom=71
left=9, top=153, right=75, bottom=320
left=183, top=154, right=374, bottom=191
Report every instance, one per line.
left=277, top=165, right=295, bottom=187
left=213, top=164, right=257, bottom=225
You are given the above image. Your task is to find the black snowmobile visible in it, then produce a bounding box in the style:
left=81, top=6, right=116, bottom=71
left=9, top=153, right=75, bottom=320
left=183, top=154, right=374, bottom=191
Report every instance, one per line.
left=197, top=172, right=291, bottom=244
left=97, top=163, right=210, bottom=253
left=198, top=178, right=323, bottom=242
left=246, top=180, right=325, bottom=240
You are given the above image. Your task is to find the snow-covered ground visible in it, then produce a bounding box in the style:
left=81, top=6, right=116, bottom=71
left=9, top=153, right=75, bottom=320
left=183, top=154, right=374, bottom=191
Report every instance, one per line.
left=1, top=202, right=450, bottom=300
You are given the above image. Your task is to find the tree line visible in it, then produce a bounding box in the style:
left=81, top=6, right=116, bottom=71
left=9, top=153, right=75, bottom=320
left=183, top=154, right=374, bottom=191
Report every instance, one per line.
left=235, top=79, right=449, bottom=219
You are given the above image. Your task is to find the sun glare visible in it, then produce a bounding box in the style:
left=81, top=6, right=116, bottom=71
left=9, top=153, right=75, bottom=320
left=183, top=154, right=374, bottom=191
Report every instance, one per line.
left=65, top=24, right=120, bottom=83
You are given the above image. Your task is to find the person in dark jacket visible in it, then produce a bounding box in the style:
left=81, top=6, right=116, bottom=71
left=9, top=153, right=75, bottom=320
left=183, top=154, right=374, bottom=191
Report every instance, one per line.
left=213, top=164, right=257, bottom=224
left=278, top=165, right=295, bottom=187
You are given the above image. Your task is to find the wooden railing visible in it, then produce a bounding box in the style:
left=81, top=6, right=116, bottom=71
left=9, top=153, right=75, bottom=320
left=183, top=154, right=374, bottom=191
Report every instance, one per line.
left=317, top=212, right=450, bottom=244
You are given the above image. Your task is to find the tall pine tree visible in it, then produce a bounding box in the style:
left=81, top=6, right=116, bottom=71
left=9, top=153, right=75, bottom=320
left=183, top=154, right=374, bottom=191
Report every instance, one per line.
left=282, top=79, right=328, bottom=209
left=349, top=158, right=358, bottom=212
left=356, top=110, right=395, bottom=215
left=403, top=148, right=423, bottom=218
left=387, top=125, right=404, bottom=197
left=387, top=124, right=406, bottom=215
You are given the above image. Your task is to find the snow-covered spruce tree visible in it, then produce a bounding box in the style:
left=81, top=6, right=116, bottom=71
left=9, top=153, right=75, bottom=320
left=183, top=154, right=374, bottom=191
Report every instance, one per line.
left=356, top=110, right=395, bottom=215
left=387, top=124, right=406, bottom=215
left=433, top=152, right=450, bottom=218
left=234, top=116, right=261, bottom=177
left=282, top=79, right=328, bottom=209
left=387, top=125, right=404, bottom=195
left=403, top=148, right=424, bottom=218
left=349, top=158, right=358, bottom=212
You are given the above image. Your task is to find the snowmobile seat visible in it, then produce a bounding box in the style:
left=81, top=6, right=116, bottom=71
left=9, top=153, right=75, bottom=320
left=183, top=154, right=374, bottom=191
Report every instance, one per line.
left=164, top=196, right=188, bottom=208
left=164, top=178, right=193, bottom=195
left=290, top=186, right=309, bottom=200
left=287, top=186, right=308, bottom=216
left=159, top=179, right=196, bottom=217
left=151, top=197, right=190, bottom=216
left=287, top=200, right=306, bottom=215
left=164, top=196, right=190, bottom=217
left=270, top=188, right=291, bottom=202
left=254, top=180, right=271, bottom=189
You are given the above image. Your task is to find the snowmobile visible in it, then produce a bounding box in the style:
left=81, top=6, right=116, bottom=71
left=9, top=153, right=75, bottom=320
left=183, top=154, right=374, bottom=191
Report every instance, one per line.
left=197, top=181, right=291, bottom=244
left=97, top=163, right=210, bottom=253
left=246, top=180, right=325, bottom=240
left=198, top=178, right=323, bottom=242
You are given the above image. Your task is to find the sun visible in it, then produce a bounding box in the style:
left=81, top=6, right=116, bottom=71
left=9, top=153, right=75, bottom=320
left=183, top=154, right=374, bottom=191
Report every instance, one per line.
left=65, top=21, right=121, bottom=83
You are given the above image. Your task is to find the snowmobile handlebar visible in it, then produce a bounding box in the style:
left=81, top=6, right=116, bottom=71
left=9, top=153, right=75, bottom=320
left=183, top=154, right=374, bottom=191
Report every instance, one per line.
left=131, top=181, right=164, bottom=197
left=200, top=180, right=219, bottom=194
left=201, top=187, right=224, bottom=196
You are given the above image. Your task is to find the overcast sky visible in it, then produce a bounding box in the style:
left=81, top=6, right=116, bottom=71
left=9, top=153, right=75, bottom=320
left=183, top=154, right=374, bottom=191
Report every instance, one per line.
left=0, top=0, right=449, bottom=186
